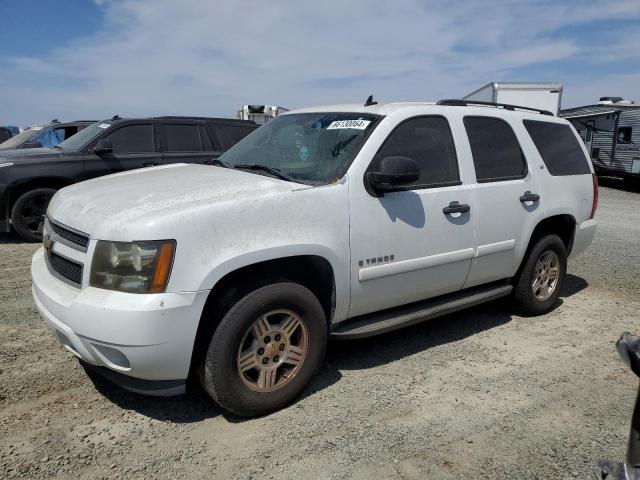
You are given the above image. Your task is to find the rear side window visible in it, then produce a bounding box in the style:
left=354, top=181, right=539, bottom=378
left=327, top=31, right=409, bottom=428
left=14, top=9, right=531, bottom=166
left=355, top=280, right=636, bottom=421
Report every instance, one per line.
left=372, top=116, right=460, bottom=188
left=464, top=117, right=527, bottom=182
left=214, top=124, right=256, bottom=150
left=105, top=124, right=155, bottom=153
left=523, top=120, right=591, bottom=175
left=164, top=124, right=202, bottom=152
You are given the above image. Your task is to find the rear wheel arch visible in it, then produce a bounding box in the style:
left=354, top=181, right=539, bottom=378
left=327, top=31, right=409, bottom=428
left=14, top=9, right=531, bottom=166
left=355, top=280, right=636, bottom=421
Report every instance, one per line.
left=514, top=214, right=576, bottom=282
left=189, top=255, right=336, bottom=377
left=9, top=177, right=74, bottom=210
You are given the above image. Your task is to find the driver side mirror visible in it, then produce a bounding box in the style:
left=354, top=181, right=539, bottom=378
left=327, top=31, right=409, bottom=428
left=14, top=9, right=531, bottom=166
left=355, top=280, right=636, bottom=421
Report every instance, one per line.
left=92, top=138, right=113, bottom=154
left=367, top=156, right=420, bottom=196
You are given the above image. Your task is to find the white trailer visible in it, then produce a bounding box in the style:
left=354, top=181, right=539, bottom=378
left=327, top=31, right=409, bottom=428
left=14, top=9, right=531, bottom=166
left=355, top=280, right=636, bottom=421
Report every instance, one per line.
left=464, top=82, right=563, bottom=115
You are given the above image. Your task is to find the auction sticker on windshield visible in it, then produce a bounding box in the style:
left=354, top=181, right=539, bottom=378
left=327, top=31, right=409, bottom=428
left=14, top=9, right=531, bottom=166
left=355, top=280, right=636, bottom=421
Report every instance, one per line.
left=327, top=119, right=371, bottom=130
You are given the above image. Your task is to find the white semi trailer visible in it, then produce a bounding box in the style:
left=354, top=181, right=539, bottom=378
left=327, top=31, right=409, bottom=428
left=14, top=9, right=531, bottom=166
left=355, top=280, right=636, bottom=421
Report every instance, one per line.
left=464, top=82, right=563, bottom=115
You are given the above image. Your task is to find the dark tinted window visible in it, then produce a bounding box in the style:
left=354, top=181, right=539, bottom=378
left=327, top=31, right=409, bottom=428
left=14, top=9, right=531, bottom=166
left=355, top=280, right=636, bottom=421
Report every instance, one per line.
left=199, top=126, right=213, bottom=150
left=523, top=120, right=590, bottom=176
left=213, top=124, right=256, bottom=150
left=464, top=117, right=526, bottom=182
left=105, top=124, right=154, bottom=153
left=372, top=116, right=460, bottom=188
left=618, top=126, right=632, bottom=143
left=164, top=124, right=202, bottom=152
left=0, top=128, right=12, bottom=143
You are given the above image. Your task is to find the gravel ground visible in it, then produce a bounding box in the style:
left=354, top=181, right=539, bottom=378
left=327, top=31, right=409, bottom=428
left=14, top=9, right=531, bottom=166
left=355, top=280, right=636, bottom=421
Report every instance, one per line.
left=1, top=180, right=639, bottom=479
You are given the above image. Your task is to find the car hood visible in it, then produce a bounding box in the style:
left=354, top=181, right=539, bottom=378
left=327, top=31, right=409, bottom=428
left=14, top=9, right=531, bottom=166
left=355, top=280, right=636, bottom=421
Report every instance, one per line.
left=48, top=163, right=307, bottom=240
left=0, top=147, right=61, bottom=160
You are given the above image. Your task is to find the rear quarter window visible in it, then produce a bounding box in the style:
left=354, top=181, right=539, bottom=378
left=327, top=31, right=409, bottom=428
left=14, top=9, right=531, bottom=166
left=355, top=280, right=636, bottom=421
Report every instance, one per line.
left=523, top=120, right=591, bottom=176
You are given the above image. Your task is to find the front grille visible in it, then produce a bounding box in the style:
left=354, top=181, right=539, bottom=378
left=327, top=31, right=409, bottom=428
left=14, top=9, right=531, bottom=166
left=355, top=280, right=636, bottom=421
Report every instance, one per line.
left=49, top=219, right=89, bottom=250
left=48, top=251, right=83, bottom=286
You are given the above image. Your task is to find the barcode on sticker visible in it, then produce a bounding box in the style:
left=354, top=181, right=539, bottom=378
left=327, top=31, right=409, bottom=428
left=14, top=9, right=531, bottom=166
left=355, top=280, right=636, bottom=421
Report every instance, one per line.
left=97, top=123, right=110, bottom=129
left=327, top=120, right=371, bottom=130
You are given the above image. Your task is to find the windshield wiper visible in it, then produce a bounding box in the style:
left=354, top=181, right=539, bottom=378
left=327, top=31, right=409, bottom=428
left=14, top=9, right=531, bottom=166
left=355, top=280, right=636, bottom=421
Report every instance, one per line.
left=52, top=145, right=63, bottom=150
left=233, top=164, right=297, bottom=183
left=206, top=158, right=228, bottom=167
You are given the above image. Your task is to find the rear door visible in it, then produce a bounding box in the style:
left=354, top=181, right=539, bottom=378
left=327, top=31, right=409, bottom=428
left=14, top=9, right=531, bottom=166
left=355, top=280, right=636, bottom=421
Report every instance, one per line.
left=159, top=123, right=217, bottom=165
left=461, top=115, right=545, bottom=288
left=84, top=123, right=160, bottom=176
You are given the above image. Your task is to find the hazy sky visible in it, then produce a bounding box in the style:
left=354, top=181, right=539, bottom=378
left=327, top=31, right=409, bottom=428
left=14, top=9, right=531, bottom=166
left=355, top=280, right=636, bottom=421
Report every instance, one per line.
left=1, top=0, right=639, bottom=125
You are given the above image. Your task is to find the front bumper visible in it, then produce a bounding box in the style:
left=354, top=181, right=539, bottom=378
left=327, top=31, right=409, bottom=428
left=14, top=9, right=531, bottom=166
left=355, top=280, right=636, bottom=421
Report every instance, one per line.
left=31, top=247, right=209, bottom=391
left=570, top=218, right=597, bottom=258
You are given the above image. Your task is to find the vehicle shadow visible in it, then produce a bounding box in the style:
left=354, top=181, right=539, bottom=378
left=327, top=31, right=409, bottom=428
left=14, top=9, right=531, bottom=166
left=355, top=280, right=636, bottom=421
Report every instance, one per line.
left=83, top=363, right=223, bottom=423
left=598, top=175, right=640, bottom=193
left=86, top=274, right=589, bottom=422
left=0, top=232, right=26, bottom=244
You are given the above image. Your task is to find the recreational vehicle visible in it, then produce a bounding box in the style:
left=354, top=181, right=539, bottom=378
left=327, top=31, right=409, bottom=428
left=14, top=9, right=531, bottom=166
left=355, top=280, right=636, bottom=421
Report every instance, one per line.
left=561, top=97, right=640, bottom=183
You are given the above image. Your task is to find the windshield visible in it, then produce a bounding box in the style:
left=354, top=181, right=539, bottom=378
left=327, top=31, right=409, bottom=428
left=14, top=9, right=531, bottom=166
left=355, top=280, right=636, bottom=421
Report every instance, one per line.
left=0, top=126, right=63, bottom=150
left=219, top=112, right=382, bottom=185
left=57, top=121, right=109, bottom=151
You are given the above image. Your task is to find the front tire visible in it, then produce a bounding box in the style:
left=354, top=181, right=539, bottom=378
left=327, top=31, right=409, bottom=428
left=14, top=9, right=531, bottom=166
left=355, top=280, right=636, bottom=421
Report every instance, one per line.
left=200, top=282, right=327, bottom=417
left=512, top=234, right=567, bottom=316
left=11, top=188, right=56, bottom=242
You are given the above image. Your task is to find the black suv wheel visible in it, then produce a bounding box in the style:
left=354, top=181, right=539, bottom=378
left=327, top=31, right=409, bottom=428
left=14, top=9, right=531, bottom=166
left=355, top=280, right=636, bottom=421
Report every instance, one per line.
left=11, top=188, right=55, bottom=242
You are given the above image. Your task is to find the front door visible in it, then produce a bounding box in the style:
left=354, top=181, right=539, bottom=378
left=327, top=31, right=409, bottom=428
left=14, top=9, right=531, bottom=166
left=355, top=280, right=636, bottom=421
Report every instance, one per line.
left=85, top=123, right=160, bottom=178
left=348, top=115, right=475, bottom=318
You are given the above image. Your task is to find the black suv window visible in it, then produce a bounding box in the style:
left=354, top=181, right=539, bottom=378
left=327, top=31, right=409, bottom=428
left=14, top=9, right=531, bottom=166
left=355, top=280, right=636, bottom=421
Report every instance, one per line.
left=164, top=124, right=202, bottom=152
left=372, top=116, right=460, bottom=188
left=523, top=120, right=591, bottom=176
left=464, top=117, right=527, bottom=182
left=105, top=124, right=155, bottom=153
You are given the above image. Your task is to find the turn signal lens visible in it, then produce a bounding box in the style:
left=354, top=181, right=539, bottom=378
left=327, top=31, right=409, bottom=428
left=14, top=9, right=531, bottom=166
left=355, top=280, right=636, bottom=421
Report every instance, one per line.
left=590, top=173, right=598, bottom=219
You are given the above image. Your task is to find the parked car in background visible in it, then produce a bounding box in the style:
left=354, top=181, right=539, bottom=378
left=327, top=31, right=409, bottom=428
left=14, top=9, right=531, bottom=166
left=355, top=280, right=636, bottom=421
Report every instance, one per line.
left=0, top=120, right=95, bottom=150
left=0, top=125, right=20, bottom=143
left=0, top=116, right=257, bottom=241
left=31, top=98, right=597, bottom=416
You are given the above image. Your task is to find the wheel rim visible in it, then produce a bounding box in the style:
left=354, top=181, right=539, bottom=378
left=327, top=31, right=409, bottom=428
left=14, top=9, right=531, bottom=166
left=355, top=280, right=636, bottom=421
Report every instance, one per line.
left=20, top=194, right=51, bottom=235
left=237, top=309, right=308, bottom=393
left=532, top=250, right=560, bottom=301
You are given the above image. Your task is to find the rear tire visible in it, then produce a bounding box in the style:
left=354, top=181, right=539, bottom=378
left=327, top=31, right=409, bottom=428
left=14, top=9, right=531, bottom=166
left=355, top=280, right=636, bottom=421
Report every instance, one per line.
left=11, top=188, right=56, bottom=242
left=512, top=234, right=567, bottom=316
left=199, top=282, right=327, bottom=417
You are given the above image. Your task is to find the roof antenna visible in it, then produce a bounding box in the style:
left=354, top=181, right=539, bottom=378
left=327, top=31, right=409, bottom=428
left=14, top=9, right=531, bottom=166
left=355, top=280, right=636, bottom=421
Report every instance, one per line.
left=364, top=95, right=377, bottom=107
left=111, top=115, right=121, bottom=120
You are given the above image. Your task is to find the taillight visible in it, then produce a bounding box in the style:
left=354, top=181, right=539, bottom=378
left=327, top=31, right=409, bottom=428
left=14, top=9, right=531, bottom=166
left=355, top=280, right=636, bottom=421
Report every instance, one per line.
left=590, top=173, right=598, bottom=219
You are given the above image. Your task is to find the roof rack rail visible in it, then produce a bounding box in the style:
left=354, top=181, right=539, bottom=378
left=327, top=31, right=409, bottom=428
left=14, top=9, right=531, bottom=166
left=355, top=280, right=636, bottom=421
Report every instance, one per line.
left=437, top=99, right=553, bottom=116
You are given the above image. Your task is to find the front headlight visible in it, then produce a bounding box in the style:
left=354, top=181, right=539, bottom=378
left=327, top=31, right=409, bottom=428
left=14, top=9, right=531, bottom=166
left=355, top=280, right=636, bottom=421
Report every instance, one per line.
left=90, top=240, right=176, bottom=294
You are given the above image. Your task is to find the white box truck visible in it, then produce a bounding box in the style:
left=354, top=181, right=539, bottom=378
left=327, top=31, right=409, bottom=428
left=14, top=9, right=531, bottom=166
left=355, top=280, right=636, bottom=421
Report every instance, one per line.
left=464, top=82, right=563, bottom=115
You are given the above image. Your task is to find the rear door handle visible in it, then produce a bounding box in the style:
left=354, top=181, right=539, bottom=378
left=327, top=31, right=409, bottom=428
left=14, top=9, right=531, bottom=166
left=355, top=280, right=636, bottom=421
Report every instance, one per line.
left=519, top=191, right=540, bottom=203
left=443, top=201, right=470, bottom=214
left=143, top=162, right=160, bottom=167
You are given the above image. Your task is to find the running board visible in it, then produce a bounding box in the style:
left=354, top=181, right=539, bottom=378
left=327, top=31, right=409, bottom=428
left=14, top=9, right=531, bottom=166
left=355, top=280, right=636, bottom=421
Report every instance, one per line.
left=330, top=281, right=513, bottom=340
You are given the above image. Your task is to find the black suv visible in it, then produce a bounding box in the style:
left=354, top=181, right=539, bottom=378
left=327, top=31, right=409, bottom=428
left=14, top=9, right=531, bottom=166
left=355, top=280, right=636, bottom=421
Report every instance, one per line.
left=0, top=116, right=257, bottom=241
left=0, top=120, right=96, bottom=150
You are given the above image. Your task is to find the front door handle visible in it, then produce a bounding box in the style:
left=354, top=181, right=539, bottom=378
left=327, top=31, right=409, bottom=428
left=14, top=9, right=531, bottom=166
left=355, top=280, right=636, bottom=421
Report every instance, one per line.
left=443, top=201, right=470, bottom=215
left=143, top=162, right=160, bottom=167
left=520, top=191, right=540, bottom=203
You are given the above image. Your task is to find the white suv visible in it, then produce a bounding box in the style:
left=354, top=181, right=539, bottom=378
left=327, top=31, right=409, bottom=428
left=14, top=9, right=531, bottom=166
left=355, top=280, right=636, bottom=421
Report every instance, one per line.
left=31, top=99, right=598, bottom=416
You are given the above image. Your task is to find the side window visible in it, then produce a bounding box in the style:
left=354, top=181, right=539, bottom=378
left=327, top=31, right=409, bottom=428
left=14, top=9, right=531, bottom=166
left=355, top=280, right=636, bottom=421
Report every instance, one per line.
left=164, top=124, right=202, bottom=152
left=225, top=125, right=257, bottom=144
left=199, top=126, right=213, bottom=151
left=464, top=117, right=527, bottom=182
left=105, top=124, right=155, bottom=153
left=618, top=126, right=632, bottom=143
left=53, top=127, right=66, bottom=142
left=523, top=120, right=591, bottom=175
left=372, top=116, right=460, bottom=188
